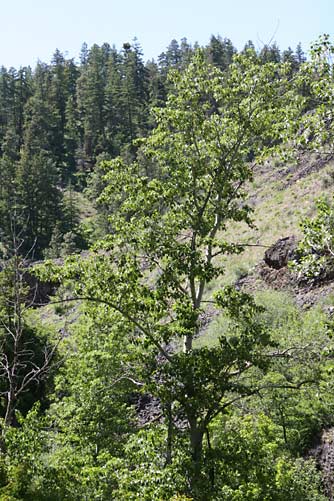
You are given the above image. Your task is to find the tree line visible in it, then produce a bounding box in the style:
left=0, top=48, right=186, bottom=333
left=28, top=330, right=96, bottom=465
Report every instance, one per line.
left=0, top=36, right=306, bottom=259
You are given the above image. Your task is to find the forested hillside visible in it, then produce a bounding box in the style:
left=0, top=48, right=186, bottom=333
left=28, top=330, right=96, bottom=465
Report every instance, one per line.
left=0, top=34, right=334, bottom=500
left=0, top=36, right=306, bottom=259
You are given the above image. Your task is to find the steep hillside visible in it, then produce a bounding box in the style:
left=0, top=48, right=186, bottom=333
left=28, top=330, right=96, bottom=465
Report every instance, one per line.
left=197, top=152, right=334, bottom=347
left=223, top=152, right=334, bottom=285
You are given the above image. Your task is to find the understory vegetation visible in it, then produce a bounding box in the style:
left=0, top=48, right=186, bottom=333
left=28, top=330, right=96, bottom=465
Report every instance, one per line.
left=1, top=34, right=334, bottom=499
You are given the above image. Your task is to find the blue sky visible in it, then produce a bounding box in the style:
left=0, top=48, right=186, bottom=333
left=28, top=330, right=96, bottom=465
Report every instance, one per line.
left=1, top=0, right=333, bottom=68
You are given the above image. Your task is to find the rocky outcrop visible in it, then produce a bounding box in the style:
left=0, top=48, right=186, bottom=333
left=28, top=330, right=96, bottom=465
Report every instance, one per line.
left=237, top=234, right=334, bottom=307
left=23, top=268, right=59, bottom=306
left=264, top=236, right=298, bottom=270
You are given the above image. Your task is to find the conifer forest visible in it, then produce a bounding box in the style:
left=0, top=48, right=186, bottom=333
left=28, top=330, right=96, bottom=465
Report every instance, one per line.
left=1, top=34, right=334, bottom=499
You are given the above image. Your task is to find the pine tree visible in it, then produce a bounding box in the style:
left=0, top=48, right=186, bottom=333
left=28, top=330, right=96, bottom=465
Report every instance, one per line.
left=0, top=66, right=33, bottom=157
left=12, top=67, right=33, bottom=150
left=120, top=40, right=149, bottom=150
left=207, top=35, right=237, bottom=70
left=0, top=156, right=19, bottom=256
left=260, top=42, right=281, bottom=63
left=242, top=40, right=257, bottom=57
left=103, top=47, right=125, bottom=155
left=9, top=61, right=64, bottom=257
left=180, top=37, right=194, bottom=68
left=77, top=44, right=107, bottom=161
left=295, top=42, right=306, bottom=66
left=145, top=59, right=167, bottom=111
left=0, top=67, right=15, bottom=154
left=16, top=151, right=61, bottom=257
left=63, top=94, right=80, bottom=182
left=282, top=47, right=299, bottom=74
left=79, top=42, right=89, bottom=66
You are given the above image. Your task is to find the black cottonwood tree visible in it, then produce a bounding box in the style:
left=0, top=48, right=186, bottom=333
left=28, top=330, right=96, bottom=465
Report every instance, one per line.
left=39, top=50, right=303, bottom=497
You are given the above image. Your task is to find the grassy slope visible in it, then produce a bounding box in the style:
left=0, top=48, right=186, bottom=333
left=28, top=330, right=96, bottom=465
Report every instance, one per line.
left=197, top=153, right=334, bottom=347
left=34, top=190, right=96, bottom=331
left=220, top=154, right=334, bottom=285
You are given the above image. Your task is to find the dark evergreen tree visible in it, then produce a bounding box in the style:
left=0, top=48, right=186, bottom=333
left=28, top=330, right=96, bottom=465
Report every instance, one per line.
left=282, top=47, right=299, bottom=74
left=165, top=39, right=182, bottom=67
left=103, top=47, right=125, bottom=155
left=14, top=62, right=64, bottom=256
left=242, top=40, right=257, bottom=57
left=145, top=59, right=167, bottom=111
left=180, top=37, right=194, bottom=67
left=0, top=66, right=33, bottom=157
left=49, top=50, right=69, bottom=181
left=63, top=93, right=80, bottom=181
left=0, top=156, right=19, bottom=256
left=259, top=42, right=281, bottom=63
left=120, top=39, right=149, bottom=150
left=0, top=67, right=15, bottom=154
left=79, top=42, right=89, bottom=66
left=16, top=151, right=61, bottom=257
left=12, top=67, right=33, bottom=150
left=207, top=35, right=237, bottom=70
left=296, top=42, right=306, bottom=66
left=60, top=57, right=80, bottom=182
left=77, top=44, right=107, bottom=161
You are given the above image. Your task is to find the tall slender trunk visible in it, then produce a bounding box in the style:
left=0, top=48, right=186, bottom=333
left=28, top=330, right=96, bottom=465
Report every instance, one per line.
left=183, top=312, right=201, bottom=353
left=1, top=390, right=16, bottom=453
left=4, top=390, right=16, bottom=427
left=188, top=418, right=205, bottom=496
left=165, top=402, right=173, bottom=466
left=183, top=334, right=193, bottom=353
left=206, top=427, right=215, bottom=490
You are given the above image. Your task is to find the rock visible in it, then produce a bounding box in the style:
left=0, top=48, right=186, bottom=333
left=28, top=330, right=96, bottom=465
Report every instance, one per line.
left=264, top=236, right=298, bottom=270
left=310, top=427, right=334, bottom=500
left=23, top=268, right=59, bottom=306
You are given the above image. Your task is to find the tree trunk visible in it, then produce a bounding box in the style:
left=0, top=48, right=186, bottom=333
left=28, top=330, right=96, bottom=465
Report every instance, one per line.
left=206, top=427, right=215, bottom=489
left=0, top=391, right=16, bottom=453
left=183, top=334, right=192, bottom=353
left=4, top=390, right=16, bottom=427
left=188, top=419, right=205, bottom=497
left=165, top=402, right=173, bottom=466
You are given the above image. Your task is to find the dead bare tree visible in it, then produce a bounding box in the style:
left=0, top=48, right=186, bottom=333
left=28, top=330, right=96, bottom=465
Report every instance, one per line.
left=0, top=212, right=61, bottom=435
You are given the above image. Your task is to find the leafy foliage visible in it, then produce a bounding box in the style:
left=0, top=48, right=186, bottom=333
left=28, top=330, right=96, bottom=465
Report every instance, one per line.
left=292, top=197, right=334, bottom=280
